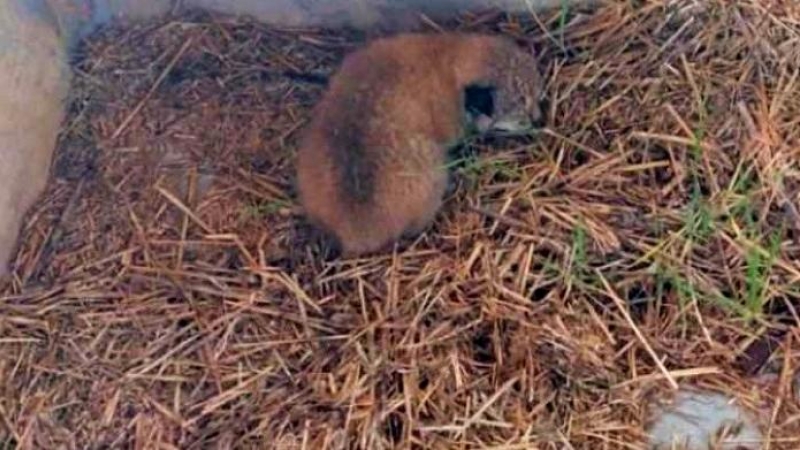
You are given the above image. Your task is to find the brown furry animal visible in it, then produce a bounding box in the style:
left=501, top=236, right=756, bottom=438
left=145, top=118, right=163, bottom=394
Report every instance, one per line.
left=295, top=32, right=544, bottom=256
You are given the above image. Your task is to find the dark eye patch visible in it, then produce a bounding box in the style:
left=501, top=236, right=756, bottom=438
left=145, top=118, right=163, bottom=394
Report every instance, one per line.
left=464, top=85, right=495, bottom=117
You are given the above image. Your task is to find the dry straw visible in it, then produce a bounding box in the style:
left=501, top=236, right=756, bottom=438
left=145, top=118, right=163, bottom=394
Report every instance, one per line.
left=1, top=0, right=799, bottom=448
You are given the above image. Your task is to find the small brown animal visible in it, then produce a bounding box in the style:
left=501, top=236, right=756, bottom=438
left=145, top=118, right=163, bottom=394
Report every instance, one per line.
left=295, top=32, right=544, bottom=256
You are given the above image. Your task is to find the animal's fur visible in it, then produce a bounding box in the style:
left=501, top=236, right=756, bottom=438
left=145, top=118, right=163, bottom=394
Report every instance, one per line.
left=295, top=32, right=544, bottom=256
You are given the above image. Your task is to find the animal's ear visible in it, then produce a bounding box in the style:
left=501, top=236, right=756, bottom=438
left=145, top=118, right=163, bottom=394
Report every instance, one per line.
left=463, top=84, right=495, bottom=118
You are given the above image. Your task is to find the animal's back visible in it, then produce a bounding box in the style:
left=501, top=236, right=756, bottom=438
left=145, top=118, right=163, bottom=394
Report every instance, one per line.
left=296, top=33, right=530, bottom=256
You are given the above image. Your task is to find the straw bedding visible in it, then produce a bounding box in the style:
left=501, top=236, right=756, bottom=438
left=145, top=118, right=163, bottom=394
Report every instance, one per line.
left=1, top=0, right=799, bottom=448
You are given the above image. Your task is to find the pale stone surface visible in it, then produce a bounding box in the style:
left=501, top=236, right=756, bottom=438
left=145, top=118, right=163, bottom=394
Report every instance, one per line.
left=647, top=389, right=763, bottom=450
left=44, top=0, right=600, bottom=45
left=189, top=0, right=598, bottom=30
left=0, top=2, right=70, bottom=277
